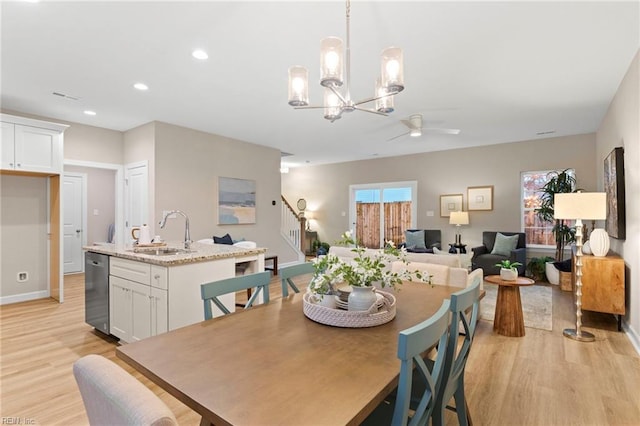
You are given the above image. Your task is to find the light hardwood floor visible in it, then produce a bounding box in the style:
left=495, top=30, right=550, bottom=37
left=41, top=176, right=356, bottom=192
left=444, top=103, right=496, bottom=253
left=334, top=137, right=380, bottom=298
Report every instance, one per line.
left=1, top=273, right=639, bottom=425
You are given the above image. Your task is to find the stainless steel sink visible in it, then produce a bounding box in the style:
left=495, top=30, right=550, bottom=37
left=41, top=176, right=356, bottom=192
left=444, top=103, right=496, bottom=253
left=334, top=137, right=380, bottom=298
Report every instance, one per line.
left=149, top=248, right=195, bottom=256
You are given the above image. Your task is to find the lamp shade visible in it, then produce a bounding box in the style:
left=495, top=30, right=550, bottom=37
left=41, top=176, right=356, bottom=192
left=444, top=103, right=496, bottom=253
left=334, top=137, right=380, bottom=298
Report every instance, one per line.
left=449, top=211, right=469, bottom=226
left=554, top=193, right=606, bottom=220
left=288, top=66, right=309, bottom=106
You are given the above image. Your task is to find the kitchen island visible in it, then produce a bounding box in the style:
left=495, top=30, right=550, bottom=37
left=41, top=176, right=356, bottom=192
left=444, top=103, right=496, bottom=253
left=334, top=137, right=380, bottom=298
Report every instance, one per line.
left=84, top=241, right=266, bottom=343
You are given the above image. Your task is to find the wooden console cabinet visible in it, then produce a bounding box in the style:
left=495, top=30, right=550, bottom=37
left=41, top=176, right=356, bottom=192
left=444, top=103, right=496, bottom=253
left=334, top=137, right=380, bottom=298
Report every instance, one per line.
left=572, top=253, right=625, bottom=330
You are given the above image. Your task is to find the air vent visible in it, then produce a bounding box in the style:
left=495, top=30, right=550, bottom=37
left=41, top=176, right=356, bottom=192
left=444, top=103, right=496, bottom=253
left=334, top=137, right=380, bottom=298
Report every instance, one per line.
left=52, top=92, right=80, bottom=101
left=536, top=130, right=556, bottom=136
left=280, top=151, right=293, bottom=157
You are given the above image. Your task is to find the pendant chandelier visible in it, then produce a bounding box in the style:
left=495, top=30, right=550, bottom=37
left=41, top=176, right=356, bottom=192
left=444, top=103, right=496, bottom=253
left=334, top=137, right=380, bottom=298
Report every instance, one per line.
left=287, top=0, right=404, bottom=122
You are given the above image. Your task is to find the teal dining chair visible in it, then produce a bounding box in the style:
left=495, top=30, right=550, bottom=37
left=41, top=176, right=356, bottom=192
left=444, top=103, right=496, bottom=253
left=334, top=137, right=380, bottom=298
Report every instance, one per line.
left=361, top=300, right=451, bottom=426
left=200, top=271, right=271, bottom=319
left=278, top=262, right=314, bottom=297
left=432, top=276, right=481, bottom=426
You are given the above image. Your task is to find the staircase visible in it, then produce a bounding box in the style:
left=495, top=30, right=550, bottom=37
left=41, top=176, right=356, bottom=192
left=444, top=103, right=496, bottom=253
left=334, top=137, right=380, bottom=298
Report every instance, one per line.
left=281, top=196, right=308, bottom=258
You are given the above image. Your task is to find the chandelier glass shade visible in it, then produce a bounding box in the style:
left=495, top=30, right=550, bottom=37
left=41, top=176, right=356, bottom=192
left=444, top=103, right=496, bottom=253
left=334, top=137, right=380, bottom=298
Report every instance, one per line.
left=288, top=0, right=404, bottom=121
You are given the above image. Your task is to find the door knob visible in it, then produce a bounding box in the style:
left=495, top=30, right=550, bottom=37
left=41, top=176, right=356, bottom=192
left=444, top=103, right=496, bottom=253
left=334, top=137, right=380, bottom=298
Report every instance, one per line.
left=76, top=229, right=81, bottom=234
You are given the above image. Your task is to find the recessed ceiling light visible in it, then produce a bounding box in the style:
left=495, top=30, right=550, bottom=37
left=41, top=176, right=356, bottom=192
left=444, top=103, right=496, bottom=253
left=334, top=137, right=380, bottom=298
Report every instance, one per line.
left=84, top=110, right=97, bottom=116
left=133, top=82, right=149, bottom=91
left=192, top=49, right=208, bottom=60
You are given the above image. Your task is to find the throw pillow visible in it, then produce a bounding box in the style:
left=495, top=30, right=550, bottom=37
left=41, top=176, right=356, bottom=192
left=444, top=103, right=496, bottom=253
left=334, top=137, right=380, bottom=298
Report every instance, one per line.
left=213, top=233, right=234, bottom=245
left=405, top=230, right=426, bottom=250
left=491, top=233, right=519, bottom=257
left=433, top=247, right=450, bottom=256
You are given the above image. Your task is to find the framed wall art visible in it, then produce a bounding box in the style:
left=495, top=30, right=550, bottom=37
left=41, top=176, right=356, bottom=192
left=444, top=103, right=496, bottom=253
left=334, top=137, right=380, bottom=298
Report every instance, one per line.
left=604, top=147, right=625, bottom=239
left=440, top=194, right=463, bottom=217
left=218, top=177, right=256, bottom=224
left=467, top=185, right=493, bottom=211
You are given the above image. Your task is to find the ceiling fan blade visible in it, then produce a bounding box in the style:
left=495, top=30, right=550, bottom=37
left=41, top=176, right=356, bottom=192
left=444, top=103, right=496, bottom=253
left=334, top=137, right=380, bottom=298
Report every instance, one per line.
left=387, top=131, right=411, bottom=141
left=400, top=119, right=419, bottom=130
left=423, top=128, right=461, bottom=135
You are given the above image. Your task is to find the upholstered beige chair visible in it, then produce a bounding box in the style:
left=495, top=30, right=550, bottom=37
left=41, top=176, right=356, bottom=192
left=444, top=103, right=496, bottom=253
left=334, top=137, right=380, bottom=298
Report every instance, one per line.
left=73, top=354, right=177, bottom=426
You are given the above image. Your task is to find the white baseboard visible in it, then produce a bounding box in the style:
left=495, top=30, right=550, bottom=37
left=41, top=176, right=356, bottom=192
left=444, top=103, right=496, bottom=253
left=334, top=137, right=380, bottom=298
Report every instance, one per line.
left=623, top=321, right=640, bottom=356
left=0, top=290, right=50, bottom=305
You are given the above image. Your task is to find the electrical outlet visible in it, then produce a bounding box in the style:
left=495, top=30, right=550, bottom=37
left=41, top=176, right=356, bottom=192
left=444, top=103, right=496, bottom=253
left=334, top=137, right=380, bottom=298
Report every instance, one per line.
left=17, top=272, right=28, bottom=282
left=93, top=209, right=99, bottom=216
left=426, top=210, right=434, bottom=217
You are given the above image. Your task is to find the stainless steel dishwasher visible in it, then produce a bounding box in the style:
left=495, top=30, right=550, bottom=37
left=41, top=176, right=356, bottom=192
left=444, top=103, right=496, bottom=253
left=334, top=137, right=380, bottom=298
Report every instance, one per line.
left=85, top=252, right=110, bottom=335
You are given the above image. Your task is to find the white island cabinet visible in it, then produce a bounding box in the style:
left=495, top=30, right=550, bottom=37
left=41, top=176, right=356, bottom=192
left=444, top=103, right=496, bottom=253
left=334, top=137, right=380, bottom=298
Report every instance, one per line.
left=109, top=258, right=168, bottom=343
left=94, top=242, right=265, bottom=344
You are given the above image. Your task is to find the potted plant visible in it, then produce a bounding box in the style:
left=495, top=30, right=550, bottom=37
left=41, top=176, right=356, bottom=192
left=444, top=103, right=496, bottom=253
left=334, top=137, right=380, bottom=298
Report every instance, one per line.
left=534, top=169, right=578, bottom=262
left=534, top=169, right=578, bottom=285
left=526, top=256, right=554, bottom=282
left=309, top=231, right=431, bottom=311
left=496, top=260, right=522, bottom=281
left=311, top=240, right=331, bottom=256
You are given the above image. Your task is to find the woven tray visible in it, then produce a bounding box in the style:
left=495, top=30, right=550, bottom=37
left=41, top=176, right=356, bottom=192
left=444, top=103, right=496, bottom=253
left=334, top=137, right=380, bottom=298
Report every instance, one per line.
left=303, top=290, right=396, bottom=328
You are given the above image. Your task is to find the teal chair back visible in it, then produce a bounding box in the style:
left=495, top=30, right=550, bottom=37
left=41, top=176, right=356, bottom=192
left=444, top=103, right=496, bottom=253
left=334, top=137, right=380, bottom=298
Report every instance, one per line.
left=278, top=262, right=314, bottom=297
left=433, top=275, right=481, bottom=426
left=200, top=271, right=271, bottom=319
left=393, top=300, right=451, bottom=426
left=362, top=300, right=451, bottom=426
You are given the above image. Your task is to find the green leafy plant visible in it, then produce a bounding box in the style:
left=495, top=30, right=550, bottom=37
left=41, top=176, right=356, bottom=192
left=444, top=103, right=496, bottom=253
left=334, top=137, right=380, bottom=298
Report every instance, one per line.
left=308, top=231, right=431, bottom=296
left=311, top=240, right=331, bottom=255
left=534, top=169, right=578, bottom=261
left=495, top=260, right=523, bottom=270
left=526, top=256, right=554, bottom=281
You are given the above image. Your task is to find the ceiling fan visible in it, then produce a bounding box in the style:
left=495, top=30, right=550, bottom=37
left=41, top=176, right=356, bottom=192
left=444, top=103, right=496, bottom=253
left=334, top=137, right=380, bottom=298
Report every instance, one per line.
left=387, top=114, right=460, bottom=141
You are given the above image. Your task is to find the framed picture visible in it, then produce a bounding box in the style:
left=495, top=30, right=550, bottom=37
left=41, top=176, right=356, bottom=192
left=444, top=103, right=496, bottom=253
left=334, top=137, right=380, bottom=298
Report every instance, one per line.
left=467, top=185, right=493, bottom=211
left=604, top=147, right=625, bottom=239
left=218, top=177, right=256, bottom=224
left=440, top=194, right=463, bottom=217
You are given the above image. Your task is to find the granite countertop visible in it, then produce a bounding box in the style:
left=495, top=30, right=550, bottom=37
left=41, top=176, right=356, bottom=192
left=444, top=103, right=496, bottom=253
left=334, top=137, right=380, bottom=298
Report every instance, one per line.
left=83, top=241, right=267, bottom=266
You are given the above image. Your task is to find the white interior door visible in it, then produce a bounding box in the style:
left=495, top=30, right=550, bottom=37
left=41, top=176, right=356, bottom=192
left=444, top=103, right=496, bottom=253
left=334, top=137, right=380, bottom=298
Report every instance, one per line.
left=63, top=173, right=86, bottom=274
left=125, top=161, right=149, bottom=241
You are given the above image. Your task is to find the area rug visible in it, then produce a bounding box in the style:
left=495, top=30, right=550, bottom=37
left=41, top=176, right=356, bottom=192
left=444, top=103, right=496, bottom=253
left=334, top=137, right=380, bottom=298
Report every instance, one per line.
left=480, top=283, right=553, bottom=331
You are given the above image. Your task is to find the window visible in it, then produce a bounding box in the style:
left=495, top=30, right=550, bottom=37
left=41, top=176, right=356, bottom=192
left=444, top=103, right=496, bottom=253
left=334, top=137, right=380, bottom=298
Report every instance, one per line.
left=521, top=169, right=575, bottom=247
left=350, top=182, right=417, bottom=248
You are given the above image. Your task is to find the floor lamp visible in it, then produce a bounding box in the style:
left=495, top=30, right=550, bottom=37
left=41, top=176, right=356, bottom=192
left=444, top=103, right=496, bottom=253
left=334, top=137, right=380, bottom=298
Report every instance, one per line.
left=449, top=211, right=469, bottom=245
left=554, top=192, right=606, bottom=342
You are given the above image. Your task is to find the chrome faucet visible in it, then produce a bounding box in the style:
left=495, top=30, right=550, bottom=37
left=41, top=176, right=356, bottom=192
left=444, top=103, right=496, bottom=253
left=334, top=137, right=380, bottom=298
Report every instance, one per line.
left=159, top=210, right=191, bottom=250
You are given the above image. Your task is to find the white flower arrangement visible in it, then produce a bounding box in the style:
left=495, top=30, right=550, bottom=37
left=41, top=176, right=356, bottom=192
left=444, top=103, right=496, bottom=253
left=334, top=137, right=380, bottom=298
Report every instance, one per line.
left=308, top=231, right=432, bottom=297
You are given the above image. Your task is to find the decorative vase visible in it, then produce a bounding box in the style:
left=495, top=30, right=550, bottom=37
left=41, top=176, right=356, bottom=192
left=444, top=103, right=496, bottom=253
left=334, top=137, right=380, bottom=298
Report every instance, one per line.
left=582, top=240, right=592, bottom=255
left=589, top=228, right=610, bottom=257
left=348, top=286, right=377, bottom=311
left=500, top=268, right=518, bottom=281
left=545, top=262, right=560, bottom=285
left=313, top=293, right=336, bottom=309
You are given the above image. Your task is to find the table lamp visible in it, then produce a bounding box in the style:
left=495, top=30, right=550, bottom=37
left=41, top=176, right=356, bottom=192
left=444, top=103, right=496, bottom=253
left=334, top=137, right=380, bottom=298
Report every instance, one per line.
left=554, top=192, right=606, bottom=342
left=449, top=211, right=469, bottom=245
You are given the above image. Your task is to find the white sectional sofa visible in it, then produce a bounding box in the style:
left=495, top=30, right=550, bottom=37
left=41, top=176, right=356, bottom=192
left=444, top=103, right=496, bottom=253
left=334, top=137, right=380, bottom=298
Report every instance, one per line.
left=328, top=246, right=483, bottom=290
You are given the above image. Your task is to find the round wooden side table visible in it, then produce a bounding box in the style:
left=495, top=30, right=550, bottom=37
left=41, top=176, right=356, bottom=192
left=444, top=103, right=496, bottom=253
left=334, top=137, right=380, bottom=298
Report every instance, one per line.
left=485, top=275, right=535, bottom=337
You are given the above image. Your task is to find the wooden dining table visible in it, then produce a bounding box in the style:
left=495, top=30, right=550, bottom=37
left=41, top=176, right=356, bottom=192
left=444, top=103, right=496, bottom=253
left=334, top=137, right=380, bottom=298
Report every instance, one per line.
left=116, top=282, right=464, bottom=426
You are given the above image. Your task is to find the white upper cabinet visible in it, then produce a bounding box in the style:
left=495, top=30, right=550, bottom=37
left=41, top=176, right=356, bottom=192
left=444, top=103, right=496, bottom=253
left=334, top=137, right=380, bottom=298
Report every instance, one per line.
left=0, top=114, right=67, bottom=174
left=1, top=122, right=15, bottom=170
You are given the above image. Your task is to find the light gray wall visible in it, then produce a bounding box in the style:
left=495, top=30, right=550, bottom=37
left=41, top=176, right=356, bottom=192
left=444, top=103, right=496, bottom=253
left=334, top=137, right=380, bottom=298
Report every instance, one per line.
left=0, top=175, right=48, bottom=297
left=152, top=122, right=293, bottom=260
left=282, top=133, right=597, bottom=251
left=64, top=166, right=116, bottom=244
left=596, top=49, right=639, bottom=343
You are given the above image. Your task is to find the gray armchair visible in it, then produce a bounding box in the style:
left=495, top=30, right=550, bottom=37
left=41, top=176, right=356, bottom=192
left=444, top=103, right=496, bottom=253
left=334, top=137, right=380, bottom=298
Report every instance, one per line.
left=471, top=231, right=526, bottom=276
